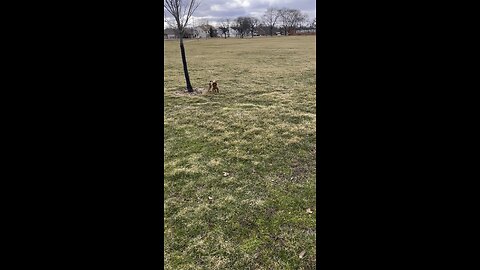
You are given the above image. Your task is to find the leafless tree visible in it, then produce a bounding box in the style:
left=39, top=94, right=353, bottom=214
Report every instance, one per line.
left=208, top=26, right=218, bottom=38
left=278, top=8, right=288, bottom=35
left=256, top=23, right=269, bottom=36
left=250, top=17, right=260, bottom=38
left=226, top=19, right=231, bottom=37
left=218, top=18, right=230, bottom=39
left=164, top=0, right=201, bottom=92
left=296, top=13, right=309, bottom=30
left=278, top=8, right=304, bottom=35
left=233, top=17, right=251, bottom=38
left=262, top=8, right=280, bottom=36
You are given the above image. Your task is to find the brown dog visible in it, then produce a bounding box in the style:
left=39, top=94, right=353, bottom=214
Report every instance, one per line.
left=208, top=80, right=219, bottom=93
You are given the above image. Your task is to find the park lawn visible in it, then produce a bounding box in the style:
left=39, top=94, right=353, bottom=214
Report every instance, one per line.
left=164, top=36, right=316, bottom=270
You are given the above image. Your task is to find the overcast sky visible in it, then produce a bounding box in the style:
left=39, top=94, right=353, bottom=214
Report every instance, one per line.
left=164, top=0, right=316, bottom=28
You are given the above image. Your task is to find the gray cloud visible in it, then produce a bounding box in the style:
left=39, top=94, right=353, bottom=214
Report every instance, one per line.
left=164, top=0, right=315, bottom=27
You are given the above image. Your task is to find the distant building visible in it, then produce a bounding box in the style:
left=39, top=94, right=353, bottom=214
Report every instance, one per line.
left=192, top=26, right=209, bottom=38
left=164, top=25, right=245, bottom=39
left=291, top=28, right=316, bottom=35
left=163, top=28, right=199, bottom=39
left=164, top=28, right=177, bottom=39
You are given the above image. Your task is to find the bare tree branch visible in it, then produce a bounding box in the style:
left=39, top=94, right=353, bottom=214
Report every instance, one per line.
left=184, top=0, right=200, bottom=27
left=262, top=8, right=280, bottom=36
left=164, top=0, right=202, bottom=92
left=218, top=18, right=231, bottom=39
left=278, top=8, right=304, bottom=35
left=164, top=0, right=201, bottom=33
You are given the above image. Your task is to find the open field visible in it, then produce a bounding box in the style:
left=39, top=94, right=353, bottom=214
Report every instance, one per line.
left=164, top=36, right=316, bottom=269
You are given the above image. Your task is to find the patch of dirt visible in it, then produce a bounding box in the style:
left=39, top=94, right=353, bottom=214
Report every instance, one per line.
left=291, top=160, right=308, bottom=176
left=174, top=87, right=210, bottom=96
left=265, top=207, right=276, bottom=218
left=274, top=159, right=314, bottom=184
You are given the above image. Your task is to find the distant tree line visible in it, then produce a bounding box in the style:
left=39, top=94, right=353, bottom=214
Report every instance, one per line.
left=164, top=7, right=316, bottom=39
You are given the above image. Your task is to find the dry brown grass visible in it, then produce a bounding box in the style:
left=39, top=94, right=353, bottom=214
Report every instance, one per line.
left=164, top=36, right=316, bottom=270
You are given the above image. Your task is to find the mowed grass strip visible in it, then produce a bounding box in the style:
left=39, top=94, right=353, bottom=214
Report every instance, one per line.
left=164, top=36, right=316, bottom=270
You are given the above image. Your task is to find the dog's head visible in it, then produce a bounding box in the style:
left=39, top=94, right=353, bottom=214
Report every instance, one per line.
left=209, top=80, right=218, bottom=86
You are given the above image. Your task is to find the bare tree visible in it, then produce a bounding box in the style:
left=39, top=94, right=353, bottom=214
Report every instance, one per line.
left=292, top=11, right=307, bottom=34
left=295, top=13, right=309, bottom=32
left=262, top=8, right=280, bottom=36
left=218, top=18, right=230, bottom=39
left=164, top=0, right=201, bottom=92
left=256, top=23, right=269, bottom=36
left=311, top=17, right=316, bottom=29
left=208, top=26, right=218, bottom=38
left=226, top=19, right=231, bottom=37
left=233, top=17, right=251, bottom=38
left=230, top=24, right=240, bottom=37
left=278, top=8, right=304, bottom=35
left=277, top=8, right=288, bottom=35
left=249, top=17, right=259, bottom=38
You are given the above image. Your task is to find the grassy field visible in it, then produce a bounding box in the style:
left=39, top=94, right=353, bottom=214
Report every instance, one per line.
left=164, top=36, right=316, bottom=269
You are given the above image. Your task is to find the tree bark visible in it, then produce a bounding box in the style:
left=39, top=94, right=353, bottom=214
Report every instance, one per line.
left=179, top=36, right=193, bottom=92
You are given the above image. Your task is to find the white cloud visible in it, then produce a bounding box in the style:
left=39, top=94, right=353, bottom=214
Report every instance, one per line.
left=209, top=0, right=250, bottom=11
left=210, top=5, right=222, bottom=11
left=234, top=0, right=251, bottom=8
left=164, top=0, right=316, bottom=28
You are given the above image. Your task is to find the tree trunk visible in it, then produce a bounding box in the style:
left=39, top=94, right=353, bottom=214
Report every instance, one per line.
left=179, top=36, right=193, bottom=92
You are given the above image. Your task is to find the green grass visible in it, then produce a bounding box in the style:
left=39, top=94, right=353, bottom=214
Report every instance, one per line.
left=164, top=36, right=316, bottom=269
